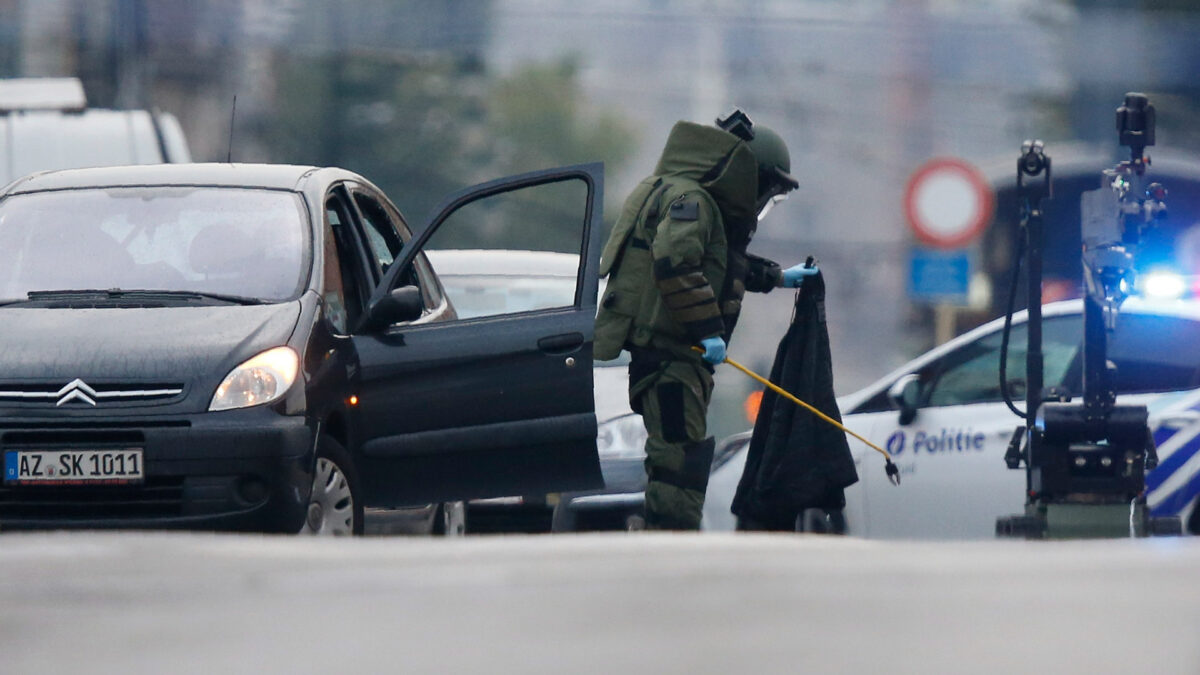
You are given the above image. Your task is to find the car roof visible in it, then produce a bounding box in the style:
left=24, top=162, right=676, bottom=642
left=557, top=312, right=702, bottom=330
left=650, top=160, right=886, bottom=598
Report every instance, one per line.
left=1023, top=297, right=1200, bottom=323
left=3, top=163, right=323, bottom=195
left=921, top=297, right=1200, bottom=368
left=423, top=249, right=579, bottom=277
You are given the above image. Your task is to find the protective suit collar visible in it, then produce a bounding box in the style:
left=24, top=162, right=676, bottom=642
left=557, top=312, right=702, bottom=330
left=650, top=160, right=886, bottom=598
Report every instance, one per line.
left=653, top=121, right=759, bottom=228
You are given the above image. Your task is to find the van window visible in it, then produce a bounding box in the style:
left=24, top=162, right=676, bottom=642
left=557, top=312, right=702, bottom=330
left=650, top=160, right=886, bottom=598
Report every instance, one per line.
left=1, top=110, right=174, bottom=183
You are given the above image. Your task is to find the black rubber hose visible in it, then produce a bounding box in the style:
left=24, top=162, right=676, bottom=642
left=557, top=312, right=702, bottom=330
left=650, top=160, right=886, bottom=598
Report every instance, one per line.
left=999, top=225, right=1028, bottom=420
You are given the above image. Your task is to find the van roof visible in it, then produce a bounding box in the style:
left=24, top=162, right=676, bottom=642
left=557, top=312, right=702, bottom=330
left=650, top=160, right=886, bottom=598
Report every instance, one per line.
left=0, top=109, right=194, bottom=184
left=0, top=78, right=87, bottom=112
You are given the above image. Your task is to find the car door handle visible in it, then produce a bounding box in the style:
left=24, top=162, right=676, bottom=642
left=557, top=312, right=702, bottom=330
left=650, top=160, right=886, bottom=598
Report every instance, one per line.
left=538, top=332, right=584, bottom=354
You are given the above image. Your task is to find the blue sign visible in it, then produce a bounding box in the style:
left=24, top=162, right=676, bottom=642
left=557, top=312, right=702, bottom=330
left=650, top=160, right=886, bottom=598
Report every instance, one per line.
left=910, top=248, right=970, bottom=302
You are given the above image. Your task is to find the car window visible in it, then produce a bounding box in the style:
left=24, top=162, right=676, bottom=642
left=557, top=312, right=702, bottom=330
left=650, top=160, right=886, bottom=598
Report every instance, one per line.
left=1107, top=314, right=1200, bottom=393
left=924, top=315, right=1079, bottom=407
left=321, top=215, right=353, bottom=334
left=325, top=192, right=371, bottom=329
left=853, top=311, right=1200, bottom=415
left=352, top=191, right=404, bottom=275
left=435, top=268, right=576, bottom=318
left=421, top=178, right=589, bottom=320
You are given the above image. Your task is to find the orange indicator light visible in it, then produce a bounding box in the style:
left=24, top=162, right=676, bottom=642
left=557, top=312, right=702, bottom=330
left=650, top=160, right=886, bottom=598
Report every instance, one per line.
left=744, top=390, right=763, bottom=424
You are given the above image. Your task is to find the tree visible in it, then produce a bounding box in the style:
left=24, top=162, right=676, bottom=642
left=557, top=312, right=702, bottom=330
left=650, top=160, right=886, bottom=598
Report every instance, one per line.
left=265, top=51, right=636, bottom=252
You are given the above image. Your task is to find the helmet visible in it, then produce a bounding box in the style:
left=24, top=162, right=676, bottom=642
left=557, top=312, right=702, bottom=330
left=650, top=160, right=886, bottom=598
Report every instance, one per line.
left=746, top=125, right=799, bottom=220
left=746, top=125, right=799, bottom=195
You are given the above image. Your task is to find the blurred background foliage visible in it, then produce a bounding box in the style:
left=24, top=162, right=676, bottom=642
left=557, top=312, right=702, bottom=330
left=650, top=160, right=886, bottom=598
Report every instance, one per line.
left=265, top=49, right=635, bottom=230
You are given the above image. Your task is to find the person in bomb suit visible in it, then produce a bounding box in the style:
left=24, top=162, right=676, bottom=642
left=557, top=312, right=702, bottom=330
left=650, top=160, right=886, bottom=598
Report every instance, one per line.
left=594, top=110, right=816, bottom=529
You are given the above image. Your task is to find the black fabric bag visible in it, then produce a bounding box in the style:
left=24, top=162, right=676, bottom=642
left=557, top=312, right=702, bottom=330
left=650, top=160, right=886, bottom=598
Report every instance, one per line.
left=730, top=271, right=858, bottom=529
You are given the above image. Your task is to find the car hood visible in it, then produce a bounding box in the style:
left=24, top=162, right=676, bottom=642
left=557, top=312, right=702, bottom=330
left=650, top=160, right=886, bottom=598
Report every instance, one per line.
left=0, top=303, right=301, bottom=383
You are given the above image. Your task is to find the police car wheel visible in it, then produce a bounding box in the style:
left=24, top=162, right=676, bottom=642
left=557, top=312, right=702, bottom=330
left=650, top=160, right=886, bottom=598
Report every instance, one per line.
left=433, top=501, right=467, bottom=536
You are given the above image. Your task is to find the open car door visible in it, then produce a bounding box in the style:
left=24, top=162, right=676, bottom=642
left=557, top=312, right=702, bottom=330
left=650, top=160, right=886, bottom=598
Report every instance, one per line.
left=350, top=163, right=605, bottom=506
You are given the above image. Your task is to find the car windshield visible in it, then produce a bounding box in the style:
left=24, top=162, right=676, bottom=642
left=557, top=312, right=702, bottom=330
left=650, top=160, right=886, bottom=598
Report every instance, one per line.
left=0, top=187, right=307, bottom=302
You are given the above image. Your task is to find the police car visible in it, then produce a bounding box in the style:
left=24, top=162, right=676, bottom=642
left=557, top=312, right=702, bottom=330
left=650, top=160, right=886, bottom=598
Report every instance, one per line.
left=704, top=297, right=1200, bottom=538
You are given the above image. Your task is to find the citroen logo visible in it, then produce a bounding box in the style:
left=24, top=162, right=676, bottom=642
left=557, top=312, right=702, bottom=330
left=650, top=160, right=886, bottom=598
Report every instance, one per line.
left=55, top=378, right=98, bottom=407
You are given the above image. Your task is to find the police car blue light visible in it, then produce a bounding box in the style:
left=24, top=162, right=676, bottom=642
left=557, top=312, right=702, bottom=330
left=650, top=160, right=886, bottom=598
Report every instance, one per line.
left=1140, top=268, right=1188, bottom=300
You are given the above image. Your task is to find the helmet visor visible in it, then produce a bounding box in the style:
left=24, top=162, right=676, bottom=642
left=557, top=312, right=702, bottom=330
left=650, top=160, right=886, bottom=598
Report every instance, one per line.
left=757, top=192, right=788, bottom=222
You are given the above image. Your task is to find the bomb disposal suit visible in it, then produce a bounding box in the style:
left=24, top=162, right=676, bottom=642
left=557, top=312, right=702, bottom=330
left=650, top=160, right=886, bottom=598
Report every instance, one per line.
left=595, top=117, right=809, bottom=529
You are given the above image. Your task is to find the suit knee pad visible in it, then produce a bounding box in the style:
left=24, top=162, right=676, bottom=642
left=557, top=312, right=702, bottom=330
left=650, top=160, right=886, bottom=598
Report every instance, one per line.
left=649, top=436, right=715, bottom=492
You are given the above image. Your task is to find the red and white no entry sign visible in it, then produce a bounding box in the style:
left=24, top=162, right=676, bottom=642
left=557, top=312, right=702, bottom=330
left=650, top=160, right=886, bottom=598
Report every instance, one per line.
left=904, top=158, right=994, bottom=249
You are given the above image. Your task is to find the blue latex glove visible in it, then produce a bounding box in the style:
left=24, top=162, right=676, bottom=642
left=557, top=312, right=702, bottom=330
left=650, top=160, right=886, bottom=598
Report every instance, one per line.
left=698, top=336, right=726, bottom=364
left=781, top=263, right=819, bottom=288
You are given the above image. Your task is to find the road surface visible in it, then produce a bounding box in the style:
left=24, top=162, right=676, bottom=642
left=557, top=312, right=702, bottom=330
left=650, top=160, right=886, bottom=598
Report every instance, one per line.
left=2, top=532, right=1198, bottom=674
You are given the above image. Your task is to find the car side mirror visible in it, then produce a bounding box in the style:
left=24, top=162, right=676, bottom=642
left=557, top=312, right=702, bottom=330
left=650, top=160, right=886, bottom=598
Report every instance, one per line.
left=888, top=374, right=921, bottom=426
left=363, top=285, right=423, bottom=331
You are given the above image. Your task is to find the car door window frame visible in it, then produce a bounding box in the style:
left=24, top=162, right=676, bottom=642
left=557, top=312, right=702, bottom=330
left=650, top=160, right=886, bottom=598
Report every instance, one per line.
left=364, top=164, right=603, bottom=326
left=347, top=183, right=453, bottom=314
left=382, top=198, right=447, bottom=311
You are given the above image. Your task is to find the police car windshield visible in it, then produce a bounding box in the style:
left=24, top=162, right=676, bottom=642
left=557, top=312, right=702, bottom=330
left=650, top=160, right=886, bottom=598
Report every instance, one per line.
left=0, top=187, right=307, bottom=303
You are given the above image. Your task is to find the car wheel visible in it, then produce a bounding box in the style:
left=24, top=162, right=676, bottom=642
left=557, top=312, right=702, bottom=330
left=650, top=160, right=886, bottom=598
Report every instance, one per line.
left=433, top=501, right=467, bottom=536
left=299, top=436, right=363, bottom=536
left=550, top=500, right=577, bottom=533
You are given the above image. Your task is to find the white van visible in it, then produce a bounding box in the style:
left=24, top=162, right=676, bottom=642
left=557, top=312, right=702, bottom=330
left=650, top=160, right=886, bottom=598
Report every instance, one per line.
left=0, top=77, right=190, bottom=183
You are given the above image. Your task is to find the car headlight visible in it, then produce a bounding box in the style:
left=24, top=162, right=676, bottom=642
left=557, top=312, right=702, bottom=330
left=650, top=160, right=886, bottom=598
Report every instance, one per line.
left=209, top=346, right=300, bottom=411
left=597, top=413, right=648, bottom=461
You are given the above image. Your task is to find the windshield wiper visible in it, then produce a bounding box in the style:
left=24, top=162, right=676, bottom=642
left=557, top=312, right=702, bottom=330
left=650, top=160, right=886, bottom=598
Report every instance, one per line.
left=24, top=289, right=267, bottom=306
left=109, top=289, right=268, bottom=305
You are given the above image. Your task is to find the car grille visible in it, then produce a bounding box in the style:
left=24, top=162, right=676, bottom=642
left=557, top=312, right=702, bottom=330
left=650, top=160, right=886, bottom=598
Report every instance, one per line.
left=0, top=380, right=184, bottom=408
left=2, top=429, right=147, bottom=444
left=0, top=477, right=186, bottom=520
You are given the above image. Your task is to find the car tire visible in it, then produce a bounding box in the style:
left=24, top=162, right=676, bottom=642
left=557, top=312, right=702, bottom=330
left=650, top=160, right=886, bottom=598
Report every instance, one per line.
left=299, top=436, right=364, bottom=536
left=625, top=512, right=646, bottom=531
left=433, top=501, right=467, bottom=536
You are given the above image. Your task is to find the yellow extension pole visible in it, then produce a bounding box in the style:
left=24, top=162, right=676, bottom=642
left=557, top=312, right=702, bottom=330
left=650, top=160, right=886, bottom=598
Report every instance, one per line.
left=721, top=356, right=892, bottom=462
left=694, top=347, right=900, bottom=485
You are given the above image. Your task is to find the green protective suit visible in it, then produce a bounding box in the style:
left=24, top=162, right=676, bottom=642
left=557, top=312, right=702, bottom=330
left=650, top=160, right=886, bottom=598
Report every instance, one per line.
left=595, top=121, right=783, bottom=529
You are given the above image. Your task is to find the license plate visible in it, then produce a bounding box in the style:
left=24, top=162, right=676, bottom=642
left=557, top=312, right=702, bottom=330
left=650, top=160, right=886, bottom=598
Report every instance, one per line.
left=4, top=448, right=144, bottom=485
